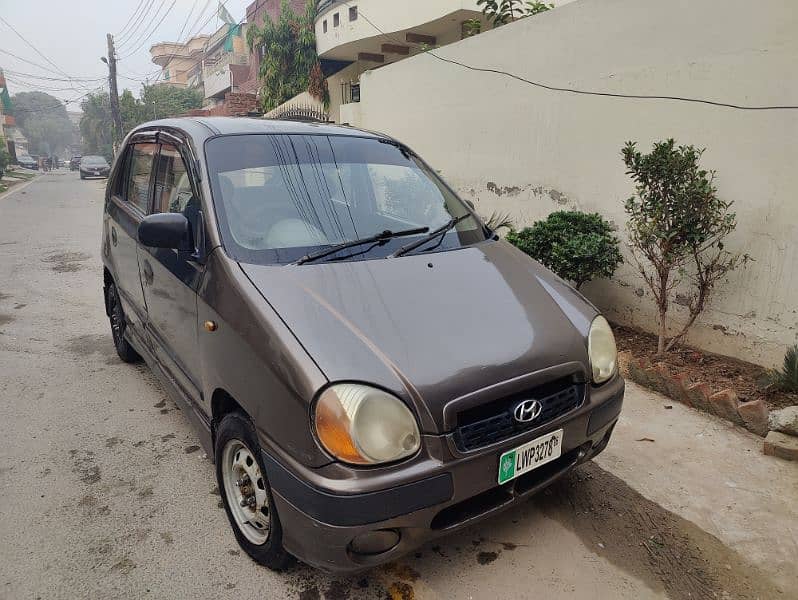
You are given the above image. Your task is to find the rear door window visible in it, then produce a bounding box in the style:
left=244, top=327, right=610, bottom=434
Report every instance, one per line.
left=125, top=143, right=158, bottom=213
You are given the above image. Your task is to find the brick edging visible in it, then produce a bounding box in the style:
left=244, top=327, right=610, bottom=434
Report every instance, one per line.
left=619, top=351, right=770, bottom=437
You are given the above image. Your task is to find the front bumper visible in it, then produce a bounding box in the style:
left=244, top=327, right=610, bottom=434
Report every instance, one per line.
left=80, top=169, right=109, bottom=178
left=266, top=376, right=624, bottom=573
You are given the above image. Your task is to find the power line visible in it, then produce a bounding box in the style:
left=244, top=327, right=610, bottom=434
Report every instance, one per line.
left=351, top=4, right=798, bottom=112
left=116, top=0, right=160, bottom=46
left=10, top=87, right=105, bottom=115
left=0, top=15, right=74, bottom=82
left=0, top=48, right=69, bottom=79
left=146, top=0, right=235, bottom=86
left=118, top=0, right=175, bottom=56
left=115, top=0, right=149, bottom=39
left=3, top=69, right=105, bottom=83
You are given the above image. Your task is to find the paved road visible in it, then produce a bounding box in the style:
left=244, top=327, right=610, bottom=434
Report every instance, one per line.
left=0, top=172, right=791, bottom=599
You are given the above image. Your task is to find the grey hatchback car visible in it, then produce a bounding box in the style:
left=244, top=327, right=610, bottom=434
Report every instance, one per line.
left=101, top=117, right=624, bottom=572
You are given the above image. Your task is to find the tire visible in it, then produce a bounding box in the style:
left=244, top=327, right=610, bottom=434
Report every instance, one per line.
left=106, top=282, right=141, bottom=363
left=80, top=174, right=85, bottom=180
left=215, top=412, right=293, bottom=571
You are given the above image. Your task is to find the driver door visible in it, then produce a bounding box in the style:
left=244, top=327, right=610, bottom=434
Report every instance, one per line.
left=138, top=136, right=204, bottom=403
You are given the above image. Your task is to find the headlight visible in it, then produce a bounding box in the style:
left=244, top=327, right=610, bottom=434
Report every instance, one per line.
left=314, top=383, right=421, bottom=465
left=588, top=315, right=617, bottom=384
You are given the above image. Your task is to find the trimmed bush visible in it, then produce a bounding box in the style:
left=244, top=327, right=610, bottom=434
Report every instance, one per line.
left=506, top=211, right=622, bottom=289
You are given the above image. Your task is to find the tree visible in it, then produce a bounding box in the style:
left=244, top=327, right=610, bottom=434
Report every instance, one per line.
left=11, top=91, right=74, bottom=157
left=477, top=0, right=553, bottom=27
left=246, top=0, right=323, bottom=112
left=506, top=211, right=623, bottom=289
left=139, top=84, right=203, bottom=120
left=0, top=138, right=9, bottom=176
left=80, top=85, right=202, bottom=158
left=80, top=92, right=114, bottom=159
left=623, top=139, right=749, bottom=354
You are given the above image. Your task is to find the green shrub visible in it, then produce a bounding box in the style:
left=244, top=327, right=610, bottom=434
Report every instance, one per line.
left=506, top=211, right=622, bottom=289
left=764, top=345, right=798, bottom=393
left=0, top=138, right=9, bottom=177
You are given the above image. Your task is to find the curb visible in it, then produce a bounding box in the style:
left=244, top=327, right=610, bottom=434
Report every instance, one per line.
left=621, top=351, right=797, bottom=460
left=0, top=174, right=39, bottom=201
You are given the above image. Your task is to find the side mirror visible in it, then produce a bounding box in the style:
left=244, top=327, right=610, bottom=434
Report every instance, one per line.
left=138, top=213, right=192, bottom=251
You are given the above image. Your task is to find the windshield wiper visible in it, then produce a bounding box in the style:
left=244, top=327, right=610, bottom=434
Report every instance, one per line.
left=295, top=227, right=430, bottom=265
left=390, top=214, right=473, bottom=258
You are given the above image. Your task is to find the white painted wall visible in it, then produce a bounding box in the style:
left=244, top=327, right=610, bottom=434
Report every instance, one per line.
left=347, top=0, right=798, bottom=367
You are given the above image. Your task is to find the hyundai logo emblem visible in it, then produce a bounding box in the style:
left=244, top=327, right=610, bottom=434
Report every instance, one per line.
left=513, top=399, right=543, bottom=423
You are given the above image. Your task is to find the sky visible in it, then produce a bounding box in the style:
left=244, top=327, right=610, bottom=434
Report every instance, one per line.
left=0, top=0, right=252, bottom=112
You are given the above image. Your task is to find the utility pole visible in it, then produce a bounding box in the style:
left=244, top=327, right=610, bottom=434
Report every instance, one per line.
left=104, top=34, right=123, bottom=150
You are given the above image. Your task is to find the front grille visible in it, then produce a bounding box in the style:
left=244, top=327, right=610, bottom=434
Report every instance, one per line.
left=453, top=377, right=584, bottom=452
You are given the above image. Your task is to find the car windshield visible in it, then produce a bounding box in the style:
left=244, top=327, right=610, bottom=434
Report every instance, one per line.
left=82, top=156, right=107, bottom=166
left=205, top=134, right=487, bottom=264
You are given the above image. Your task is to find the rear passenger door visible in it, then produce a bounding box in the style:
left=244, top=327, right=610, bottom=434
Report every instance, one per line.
left=105, top=138, right=158, bottom=341
left=138, top=135, right=204, bottom=403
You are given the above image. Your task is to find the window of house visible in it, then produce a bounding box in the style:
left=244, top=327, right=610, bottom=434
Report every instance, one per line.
left=333, top=13, right=339, bottom=27
left=323, top=19, right=327, bottom=33
left=349, top=6, right=358, bottom=21
left=125, top=143, right=158, bottom=214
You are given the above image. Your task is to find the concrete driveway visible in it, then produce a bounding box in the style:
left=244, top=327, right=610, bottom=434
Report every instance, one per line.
left=0, top=172, right=795, bottom=599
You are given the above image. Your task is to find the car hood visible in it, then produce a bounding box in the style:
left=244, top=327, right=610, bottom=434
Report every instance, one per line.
left=240, top=241, right=597, bottom=433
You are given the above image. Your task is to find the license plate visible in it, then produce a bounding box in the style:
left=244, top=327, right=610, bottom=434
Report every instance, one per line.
left=497, top=429, right=563, bottom=484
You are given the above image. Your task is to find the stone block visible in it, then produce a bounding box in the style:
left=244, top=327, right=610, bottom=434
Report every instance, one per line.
left=768, top=406, right=798, bottom=436
left=686, top=382, right=712, bottom=413
left=664, top=372, right=691, bottom=405
left=737, top=399, right=769, bottom=437
left=763, top=431, right=798, bottom=461
left=709, top=389, right=744, bottom=425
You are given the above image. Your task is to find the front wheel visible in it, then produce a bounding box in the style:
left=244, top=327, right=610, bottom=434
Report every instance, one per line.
left=215, top=413, right=293, bottom=571
left=106, top=282, right=141, bottom=363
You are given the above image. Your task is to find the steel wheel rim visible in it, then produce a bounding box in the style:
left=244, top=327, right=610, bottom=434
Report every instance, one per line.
left=109, top=287, right=124, bottom=346
left=221, top=439, right=271, bottom=545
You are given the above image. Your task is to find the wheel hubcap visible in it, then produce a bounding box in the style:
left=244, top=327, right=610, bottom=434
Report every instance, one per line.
left=221, top=439, right=270, bottom=545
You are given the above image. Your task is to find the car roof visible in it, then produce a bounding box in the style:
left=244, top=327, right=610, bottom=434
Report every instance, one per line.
left=130, top=116, right=389, bottom=142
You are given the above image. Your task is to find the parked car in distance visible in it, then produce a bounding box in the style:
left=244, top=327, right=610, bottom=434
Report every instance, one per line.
left=80, top=155, right=110, bottom=179
left=70, top=156, right=82, bottom=171
left=17, top=154, right=38, bottom=170
left=101, top=117, right=624, bottom=573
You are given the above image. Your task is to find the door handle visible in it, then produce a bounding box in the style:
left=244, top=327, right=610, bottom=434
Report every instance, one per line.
left=111, top=227, right=118, bottom=246
left=142, top=260, right=154, bottom=285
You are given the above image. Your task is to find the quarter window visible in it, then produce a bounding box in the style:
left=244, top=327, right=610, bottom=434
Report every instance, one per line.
left=125, top=143, right=157, bottom=213
left=333, top=12, right=339, bottom=27
left=349, top=6, right=357, bottom=21
left=323, top=19, right=327, bottom=33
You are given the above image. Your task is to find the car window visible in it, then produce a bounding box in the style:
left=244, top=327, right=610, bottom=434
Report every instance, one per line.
left=125, top=143, right=157, bottom=213
left=154, top=143, right=200, bottom=249
left=367, top=164, right=449, bottom=226
left=154, top=144, right=194, bottom=214
left=205, top=134, right=485, bottom=264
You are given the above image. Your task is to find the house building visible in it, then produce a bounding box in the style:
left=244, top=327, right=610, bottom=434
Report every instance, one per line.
left=149, top=34, right=211, bottom=88
left=150, top=19, right=253, bottom=113
left=0, top=69, right=21, bottom=161
left=313, top=0, right=490, bottom=123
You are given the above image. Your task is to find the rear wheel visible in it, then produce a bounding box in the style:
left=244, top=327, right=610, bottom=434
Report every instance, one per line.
left=106, top=282, right=141, bottom=363
left=215, top=412, right=293, bottom=571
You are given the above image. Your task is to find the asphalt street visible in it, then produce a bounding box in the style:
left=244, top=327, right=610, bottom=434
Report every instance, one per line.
left=0, top=171, right=792, bottom=600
